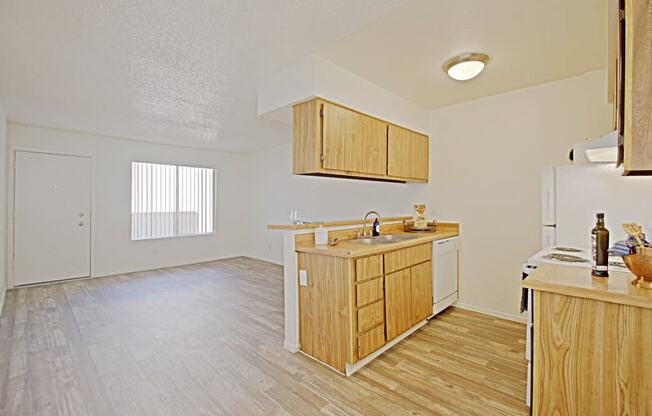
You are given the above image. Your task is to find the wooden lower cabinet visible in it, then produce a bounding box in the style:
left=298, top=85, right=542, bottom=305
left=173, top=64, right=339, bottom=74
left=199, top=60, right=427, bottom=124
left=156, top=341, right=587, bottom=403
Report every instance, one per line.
left=385, top=243, right=431, bottom=274
left=411, top=261, right=433, bottom=323
left=357, top=300, right=384, bottom=333
left=298, top=243, right=433, bottom=373
left=532, top=290, right=652, bottom=415
left=298, top=253, right=353, bottom=372
left=355, top=254, right=383, bottom=281
left=358, top=325, right=385, bottom=359
left=385, top=261, right=433, bottom=340
left=385, top=268, right=413, bottom=340
left=356, top=277, right=384, bottom=306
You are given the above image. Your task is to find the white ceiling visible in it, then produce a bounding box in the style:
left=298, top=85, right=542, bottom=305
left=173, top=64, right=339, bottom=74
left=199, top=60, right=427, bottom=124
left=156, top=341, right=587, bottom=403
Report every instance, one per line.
left=320, top=0, right=608, bottom=109
left=0, top=0, right=404, bottom=152
left=0, top=0, right=608, bottom=152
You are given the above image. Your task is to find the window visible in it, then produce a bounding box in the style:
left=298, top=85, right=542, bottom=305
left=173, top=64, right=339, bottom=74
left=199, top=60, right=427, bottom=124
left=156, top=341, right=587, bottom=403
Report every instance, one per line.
left=131, top=162, right=214, bottom=240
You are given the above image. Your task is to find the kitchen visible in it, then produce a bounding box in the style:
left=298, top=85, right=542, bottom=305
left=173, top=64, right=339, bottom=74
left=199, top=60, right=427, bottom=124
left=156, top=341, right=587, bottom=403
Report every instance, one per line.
left=0, top=0, right=650, bottom=415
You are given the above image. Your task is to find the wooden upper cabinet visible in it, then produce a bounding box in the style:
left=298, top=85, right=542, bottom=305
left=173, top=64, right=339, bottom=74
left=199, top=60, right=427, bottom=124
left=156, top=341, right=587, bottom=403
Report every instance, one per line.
left=292, top=98, right=430, bottom=183
left=616, top=0, right=652, bottom=174
left=387, top=126, right=429, bottom=181
left=322, top=102, right=387, bottom=176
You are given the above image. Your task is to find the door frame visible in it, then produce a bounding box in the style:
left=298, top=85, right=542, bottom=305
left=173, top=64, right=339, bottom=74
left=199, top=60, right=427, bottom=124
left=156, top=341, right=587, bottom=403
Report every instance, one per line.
left=8, top=148, right=95, bottom=288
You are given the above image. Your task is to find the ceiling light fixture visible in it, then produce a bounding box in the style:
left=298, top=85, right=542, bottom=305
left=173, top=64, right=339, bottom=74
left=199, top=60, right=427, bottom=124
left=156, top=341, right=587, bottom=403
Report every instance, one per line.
left=443, top=53, right=490, bottom=81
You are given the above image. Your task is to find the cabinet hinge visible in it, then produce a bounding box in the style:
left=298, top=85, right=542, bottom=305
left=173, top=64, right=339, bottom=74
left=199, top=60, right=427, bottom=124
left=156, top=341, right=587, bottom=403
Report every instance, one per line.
left=320, top=154, right=324, bottom=162
left=618, top=134, right=624, bottom=146
left=620, top=9, right=625, bottom=21
left=319, top=104, right=324, bottom=117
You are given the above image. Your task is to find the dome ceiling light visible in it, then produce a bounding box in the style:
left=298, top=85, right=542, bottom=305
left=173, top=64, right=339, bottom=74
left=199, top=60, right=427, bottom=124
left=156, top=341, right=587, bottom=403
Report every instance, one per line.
left=443, top=53, right=490, bottom=81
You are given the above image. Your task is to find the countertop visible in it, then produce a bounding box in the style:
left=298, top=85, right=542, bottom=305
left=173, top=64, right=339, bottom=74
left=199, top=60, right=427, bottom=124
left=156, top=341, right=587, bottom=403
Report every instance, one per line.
left=523, top=264, right=652, bottom=310
left=267, top=216, right=411, bottom=231
left=295, top=229, right=459, bottom=258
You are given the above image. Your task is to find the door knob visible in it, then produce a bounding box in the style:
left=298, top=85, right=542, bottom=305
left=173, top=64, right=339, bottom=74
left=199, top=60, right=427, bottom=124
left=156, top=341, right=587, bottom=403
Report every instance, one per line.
left=78, top=222, right=84, bottom=227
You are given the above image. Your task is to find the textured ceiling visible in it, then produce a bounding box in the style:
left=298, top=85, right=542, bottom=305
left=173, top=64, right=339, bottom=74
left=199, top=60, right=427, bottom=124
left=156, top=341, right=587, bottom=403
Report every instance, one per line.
left=0, top=0, right=404, bottom=152
left=0, top=0, right=608, bottom=152
left=319, top=0, right=608, bottom=109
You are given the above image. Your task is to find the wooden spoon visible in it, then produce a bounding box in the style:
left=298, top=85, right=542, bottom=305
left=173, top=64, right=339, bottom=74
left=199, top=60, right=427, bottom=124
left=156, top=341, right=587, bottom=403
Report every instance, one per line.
left=623, top=223, right=644, bottom=247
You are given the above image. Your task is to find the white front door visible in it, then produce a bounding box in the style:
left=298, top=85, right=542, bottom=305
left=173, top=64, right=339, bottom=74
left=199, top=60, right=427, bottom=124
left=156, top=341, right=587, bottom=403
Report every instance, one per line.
left=14, top=151, right=92, bottom=286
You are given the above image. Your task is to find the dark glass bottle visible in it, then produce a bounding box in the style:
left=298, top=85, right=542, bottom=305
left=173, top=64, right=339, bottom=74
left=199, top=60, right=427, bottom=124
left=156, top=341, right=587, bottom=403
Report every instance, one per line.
left=591, top=213, right=610, bottom=277
left=372, top=218, right=380, bottom=237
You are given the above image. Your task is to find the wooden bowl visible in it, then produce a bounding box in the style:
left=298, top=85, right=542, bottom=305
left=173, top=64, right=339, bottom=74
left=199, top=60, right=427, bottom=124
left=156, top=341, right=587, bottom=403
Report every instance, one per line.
left=623, top=246, right=652, bottom=289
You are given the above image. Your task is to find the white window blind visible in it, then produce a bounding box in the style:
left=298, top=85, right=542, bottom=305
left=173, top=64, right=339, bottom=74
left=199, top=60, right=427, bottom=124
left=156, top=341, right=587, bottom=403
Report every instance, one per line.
left=131, top=162, right=214, bottom=240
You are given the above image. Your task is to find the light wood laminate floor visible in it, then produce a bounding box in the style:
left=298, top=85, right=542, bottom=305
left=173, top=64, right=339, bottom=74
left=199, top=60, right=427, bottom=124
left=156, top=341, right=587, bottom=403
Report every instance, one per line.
left=0, top=257, right=529, bottom=416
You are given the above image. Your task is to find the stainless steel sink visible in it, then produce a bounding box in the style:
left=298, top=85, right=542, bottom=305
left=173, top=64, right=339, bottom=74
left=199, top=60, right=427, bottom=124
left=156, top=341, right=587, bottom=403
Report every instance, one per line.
left=349, top=234, right=419, bottom=245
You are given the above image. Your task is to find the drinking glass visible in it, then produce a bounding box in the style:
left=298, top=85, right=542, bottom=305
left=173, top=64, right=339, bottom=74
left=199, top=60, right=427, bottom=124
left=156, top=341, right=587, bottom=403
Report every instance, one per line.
left=290, top=210, right=303, bottom=225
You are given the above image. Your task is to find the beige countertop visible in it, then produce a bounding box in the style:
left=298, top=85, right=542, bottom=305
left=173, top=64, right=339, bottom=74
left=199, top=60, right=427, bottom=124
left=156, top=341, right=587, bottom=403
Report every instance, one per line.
left=267, top=216, right=412, bottom=231
left=523, top=264, right=652, bottom=310
left=295, top=229, right=459, bottom=258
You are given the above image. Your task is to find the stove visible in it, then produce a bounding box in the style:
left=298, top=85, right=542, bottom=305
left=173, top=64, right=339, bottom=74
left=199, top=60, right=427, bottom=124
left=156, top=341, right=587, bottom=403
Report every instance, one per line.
left=542, top=253, right=590, bottom=263
left=526, top=246, right=627, bottom=271
left=551, top=246, right=583, bottom=253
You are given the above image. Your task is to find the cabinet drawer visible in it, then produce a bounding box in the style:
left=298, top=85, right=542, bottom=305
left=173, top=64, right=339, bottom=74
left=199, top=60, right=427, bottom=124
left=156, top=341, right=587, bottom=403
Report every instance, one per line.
left=356, top=277, right=383, bottom=307
left=356, top=254, right=383, bottom=281
left=357, top=300, right=384, bottom=333
left=358, top=325, right=385, bottom=359
left=385, top=243, right=431, bottom=274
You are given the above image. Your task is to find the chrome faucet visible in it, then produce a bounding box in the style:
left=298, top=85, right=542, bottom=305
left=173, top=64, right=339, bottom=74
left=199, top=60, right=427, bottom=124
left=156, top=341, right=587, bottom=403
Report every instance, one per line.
left=358, top=210, right=381, bottom=238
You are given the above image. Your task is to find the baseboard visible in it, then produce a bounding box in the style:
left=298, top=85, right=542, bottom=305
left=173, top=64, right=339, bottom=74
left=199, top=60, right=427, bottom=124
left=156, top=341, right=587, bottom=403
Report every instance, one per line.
left=283, top=340, right=299, bottom=353
left=11, top=255, right=279, bottom=289
left=455, top=302, right=526, bottom=323
left=240, top=254, right=283, bottom=266
left=0, top=288, right=5, bottom=318
left=91, top=254, right=246, bottom=279
left=345, top=319, right=428, bottom=376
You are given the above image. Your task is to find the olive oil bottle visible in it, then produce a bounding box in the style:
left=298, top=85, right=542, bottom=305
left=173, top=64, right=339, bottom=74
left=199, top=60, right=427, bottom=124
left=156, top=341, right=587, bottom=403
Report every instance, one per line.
left=591, top=213, right=609, bottom=278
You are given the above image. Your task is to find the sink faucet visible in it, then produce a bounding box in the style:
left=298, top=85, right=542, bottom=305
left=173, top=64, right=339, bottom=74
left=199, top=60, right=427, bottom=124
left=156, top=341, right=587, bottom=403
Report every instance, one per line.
left=358, top=211, right=381, bottom=238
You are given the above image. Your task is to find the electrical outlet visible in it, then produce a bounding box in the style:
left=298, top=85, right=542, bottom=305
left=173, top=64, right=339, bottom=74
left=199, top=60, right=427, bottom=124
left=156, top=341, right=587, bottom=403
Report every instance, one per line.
left=299, top=270, right=308, bottom=286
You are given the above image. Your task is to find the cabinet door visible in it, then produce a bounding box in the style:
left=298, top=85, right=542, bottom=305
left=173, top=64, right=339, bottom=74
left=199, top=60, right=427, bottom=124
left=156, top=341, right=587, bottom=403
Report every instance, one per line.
left=385, top=269, right=413, bottom=340
left=358, top=325, right=385, bottom=359
left=623, top=0, right=652, bottom=174
left=322, top=102, right=388, bottom=176
left=387, top=125, right=429, bottom=181
left=411, top=261, right=433, bottom=323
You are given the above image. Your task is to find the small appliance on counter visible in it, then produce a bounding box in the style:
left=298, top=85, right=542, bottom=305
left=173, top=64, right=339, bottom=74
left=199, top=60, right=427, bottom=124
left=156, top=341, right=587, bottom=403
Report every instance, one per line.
left=403, top=203, right=437, bottom=232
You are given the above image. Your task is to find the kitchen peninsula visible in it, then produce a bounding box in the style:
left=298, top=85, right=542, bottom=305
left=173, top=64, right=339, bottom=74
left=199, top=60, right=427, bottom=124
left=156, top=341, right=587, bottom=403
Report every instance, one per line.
left=268, top=217, right=460, bottom=375
left=523, top=264, right=652, bottom=415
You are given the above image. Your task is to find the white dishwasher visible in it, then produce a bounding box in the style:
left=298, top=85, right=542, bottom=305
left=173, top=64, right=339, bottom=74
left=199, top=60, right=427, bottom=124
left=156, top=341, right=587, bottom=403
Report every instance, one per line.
left=432, top=237, right=460, bottom=315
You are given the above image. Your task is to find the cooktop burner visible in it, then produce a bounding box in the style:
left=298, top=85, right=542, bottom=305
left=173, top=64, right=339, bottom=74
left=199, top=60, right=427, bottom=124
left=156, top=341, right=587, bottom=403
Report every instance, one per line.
left=609, top=260, right=626, bottom=269
left=543, top=253, right=590, bottom=263
left=552, top=247, right=583, bottom=253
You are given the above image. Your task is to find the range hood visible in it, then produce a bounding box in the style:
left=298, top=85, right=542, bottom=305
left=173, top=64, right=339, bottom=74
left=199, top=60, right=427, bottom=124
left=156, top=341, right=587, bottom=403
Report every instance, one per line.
left=571, top=130, right=618, bottom=164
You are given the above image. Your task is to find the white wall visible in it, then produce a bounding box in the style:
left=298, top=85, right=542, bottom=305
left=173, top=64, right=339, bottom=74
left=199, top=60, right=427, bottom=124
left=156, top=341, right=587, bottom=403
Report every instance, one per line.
left=426, top=69, right=612, bottom=319
left=7, top=124, right=248, bottom=284
left=246, top=70, right=613, bottom=320
left=3, top=70, right=613, bottom=321
left=0, top=98, right=7, bottom=308
left=243, top=144, right=425, bottom=263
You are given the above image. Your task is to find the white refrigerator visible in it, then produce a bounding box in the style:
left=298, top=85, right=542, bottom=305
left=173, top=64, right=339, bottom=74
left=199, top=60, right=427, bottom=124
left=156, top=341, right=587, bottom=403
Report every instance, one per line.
left=541, top=164, right=652, bottom=249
